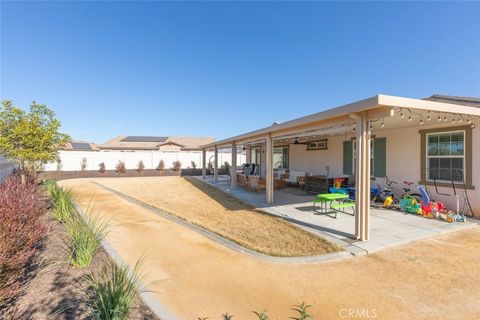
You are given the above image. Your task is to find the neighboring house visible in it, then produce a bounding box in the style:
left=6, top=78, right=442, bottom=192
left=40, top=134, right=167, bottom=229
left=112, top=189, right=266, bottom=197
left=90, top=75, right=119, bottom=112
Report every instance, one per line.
left=45, top=136, right=243, bottom=171
left=200, top=94, right=480, bottom=241
left=98, top=136, right=215, bottom=151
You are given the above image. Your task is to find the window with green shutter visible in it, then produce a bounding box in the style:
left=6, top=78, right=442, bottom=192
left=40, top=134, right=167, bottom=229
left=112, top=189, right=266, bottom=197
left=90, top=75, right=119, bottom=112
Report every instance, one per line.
left=373, top=137, right=386, bottom=177
left=343, top=140, right=353, bottom=175
left=343, top=138, right=387, bottom=177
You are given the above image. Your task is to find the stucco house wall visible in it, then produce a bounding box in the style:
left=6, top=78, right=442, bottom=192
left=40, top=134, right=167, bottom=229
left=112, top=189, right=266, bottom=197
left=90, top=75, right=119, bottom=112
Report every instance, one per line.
left=287, top=120, right=479, bottom=216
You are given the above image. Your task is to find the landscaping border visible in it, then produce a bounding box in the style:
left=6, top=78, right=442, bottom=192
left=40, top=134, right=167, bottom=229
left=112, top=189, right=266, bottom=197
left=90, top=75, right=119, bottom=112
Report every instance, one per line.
left=92, top=181, right=353, bottom=264
left=74, top=203, right=178, bottom=320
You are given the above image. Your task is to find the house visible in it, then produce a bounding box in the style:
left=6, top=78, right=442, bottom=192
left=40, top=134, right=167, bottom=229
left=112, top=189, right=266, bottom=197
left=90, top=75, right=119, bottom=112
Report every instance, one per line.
left=200, top=94, right=480, bottom=241
left=47, top=135, right=243, bottom=172
left=98, top=136, right=215, bottom=151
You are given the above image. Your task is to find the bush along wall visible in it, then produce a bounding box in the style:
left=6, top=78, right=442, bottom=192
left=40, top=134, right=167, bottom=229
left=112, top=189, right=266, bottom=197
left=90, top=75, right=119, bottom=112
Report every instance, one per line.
left=0, top=175, right=49, bottom=309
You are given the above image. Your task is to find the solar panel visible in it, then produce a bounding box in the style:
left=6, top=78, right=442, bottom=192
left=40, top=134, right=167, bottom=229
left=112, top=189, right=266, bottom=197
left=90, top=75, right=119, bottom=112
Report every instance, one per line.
left=120, top=136, right=169, bottom=142
left=71, top=142, right=92, bottom=150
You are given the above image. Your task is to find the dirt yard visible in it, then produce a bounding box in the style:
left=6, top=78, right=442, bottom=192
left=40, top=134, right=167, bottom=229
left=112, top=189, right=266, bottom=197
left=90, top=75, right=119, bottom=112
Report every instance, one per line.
left=95, top=176, right=341, bottom=256
left=61, top=177, right=480, bottom=320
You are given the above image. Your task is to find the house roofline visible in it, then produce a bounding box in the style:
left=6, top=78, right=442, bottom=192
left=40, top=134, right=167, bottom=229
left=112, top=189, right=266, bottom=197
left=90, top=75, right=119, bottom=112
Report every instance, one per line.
left=200, top=94, right=480, bottom=149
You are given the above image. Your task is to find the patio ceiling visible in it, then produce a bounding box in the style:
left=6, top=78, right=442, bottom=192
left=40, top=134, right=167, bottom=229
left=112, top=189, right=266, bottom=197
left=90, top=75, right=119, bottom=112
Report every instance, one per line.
left=201, top=94, right=480, bottom=150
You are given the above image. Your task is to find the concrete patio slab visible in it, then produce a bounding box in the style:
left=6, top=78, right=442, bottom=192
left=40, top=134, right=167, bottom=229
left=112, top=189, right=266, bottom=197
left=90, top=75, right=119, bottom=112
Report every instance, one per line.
left=197, top=175, right=478, bottom=254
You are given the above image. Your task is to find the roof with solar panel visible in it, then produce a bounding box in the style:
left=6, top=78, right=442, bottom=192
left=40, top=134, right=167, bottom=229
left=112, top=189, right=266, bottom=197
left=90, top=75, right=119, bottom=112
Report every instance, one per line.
left=98, top=135, right=215, bottom=151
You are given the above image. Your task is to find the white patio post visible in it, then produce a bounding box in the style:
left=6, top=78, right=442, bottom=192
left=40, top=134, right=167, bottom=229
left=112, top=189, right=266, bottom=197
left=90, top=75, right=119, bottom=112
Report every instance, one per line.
left=266, top=134, right=274, bottom=204
left=230, top=142, right=237, bottom=189
left=214, top=145, right=218, bottom=183
left=202, top=148, right=206, bottom=179
left=353, top=111, right=371, bottom=241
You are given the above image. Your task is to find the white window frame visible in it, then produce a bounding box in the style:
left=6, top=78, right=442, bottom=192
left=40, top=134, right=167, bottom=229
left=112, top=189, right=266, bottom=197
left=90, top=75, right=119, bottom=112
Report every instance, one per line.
left=352, top=139, right=375, bottom=177
left=425, top=130, right=465, bottom=183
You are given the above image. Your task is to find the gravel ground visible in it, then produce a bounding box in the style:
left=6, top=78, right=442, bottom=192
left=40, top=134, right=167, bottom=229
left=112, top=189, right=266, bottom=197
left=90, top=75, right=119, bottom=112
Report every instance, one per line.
left=61, top=177, right=480, bottom=319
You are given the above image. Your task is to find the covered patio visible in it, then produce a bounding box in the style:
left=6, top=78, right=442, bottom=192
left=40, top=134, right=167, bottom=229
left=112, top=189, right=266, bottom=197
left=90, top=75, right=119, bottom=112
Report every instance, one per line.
left=197, top=175, right=476, bottom=254
left=200, top=94, right=480, bottom=242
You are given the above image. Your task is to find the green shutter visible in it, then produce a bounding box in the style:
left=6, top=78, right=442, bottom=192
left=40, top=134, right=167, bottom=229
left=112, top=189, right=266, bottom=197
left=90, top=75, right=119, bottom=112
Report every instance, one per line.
left=373, top=137, right=386, bottom=177
left=343, top=140, right=353, bottom=175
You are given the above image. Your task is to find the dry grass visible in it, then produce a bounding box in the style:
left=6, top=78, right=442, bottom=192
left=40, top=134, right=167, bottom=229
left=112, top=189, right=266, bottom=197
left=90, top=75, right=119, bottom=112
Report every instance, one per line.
left=97, top=176, right=341, bottom=256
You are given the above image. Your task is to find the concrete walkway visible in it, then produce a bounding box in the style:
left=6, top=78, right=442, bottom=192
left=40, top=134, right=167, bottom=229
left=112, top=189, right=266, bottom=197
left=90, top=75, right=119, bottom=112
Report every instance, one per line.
left=198, top=175, right=478, bottom=255
left=61, top=178, right=480, bottom=320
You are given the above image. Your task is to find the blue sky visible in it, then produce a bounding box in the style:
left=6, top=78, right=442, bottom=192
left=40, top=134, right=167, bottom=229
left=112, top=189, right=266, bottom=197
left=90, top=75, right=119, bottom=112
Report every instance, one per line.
left=1, top=1, right=479, bottom=143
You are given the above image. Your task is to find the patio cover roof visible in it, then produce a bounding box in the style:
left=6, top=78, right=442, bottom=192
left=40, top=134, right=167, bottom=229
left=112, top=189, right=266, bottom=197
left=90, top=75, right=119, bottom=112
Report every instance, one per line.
left=201, top=94, right=480, bottom=149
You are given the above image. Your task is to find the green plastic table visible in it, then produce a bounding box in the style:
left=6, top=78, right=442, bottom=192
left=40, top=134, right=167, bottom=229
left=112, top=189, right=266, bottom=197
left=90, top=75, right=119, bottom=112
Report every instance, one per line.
left=313, top=193, right=350, bottom=218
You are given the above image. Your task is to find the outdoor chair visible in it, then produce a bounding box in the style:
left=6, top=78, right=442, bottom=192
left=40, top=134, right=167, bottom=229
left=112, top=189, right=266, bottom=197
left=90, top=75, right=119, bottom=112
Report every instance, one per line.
left=249, top=175, right=266, bottom=192
left=237, top=173, right=248, bottom=189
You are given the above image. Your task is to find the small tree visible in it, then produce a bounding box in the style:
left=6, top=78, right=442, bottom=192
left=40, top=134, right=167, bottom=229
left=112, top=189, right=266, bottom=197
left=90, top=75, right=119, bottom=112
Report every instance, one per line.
left=172, top=160, right=182, bottom=171
left=207, top=161, right=214, bottom=174
left=222, top=161, right=230, bottom=174
left=56, top=158, right=63, bottom=172
left=137, top=160, right=145, bottom=173
left=98, top=162, right=106, bottom=173
left=0, top=100, right=70, bottom=182
left=80, top=157, right=88, bottom=171
left=190, top=161, right=197, bottom=170
left=116, top=160, right=126, bottom=174
left=156, top=160, right=165, bottom=171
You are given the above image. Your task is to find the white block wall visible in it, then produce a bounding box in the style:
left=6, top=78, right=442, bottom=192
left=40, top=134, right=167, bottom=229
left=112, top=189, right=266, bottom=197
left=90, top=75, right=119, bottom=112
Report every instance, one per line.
left=44, top=150, right=245, bottom=172
left=0, top=155, right=15, bottom=183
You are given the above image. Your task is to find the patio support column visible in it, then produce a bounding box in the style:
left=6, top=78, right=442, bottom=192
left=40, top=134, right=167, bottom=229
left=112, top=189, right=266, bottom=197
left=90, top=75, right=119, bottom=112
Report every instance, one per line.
left=353, top=111, right=371, bottom=241
left=230, top=142, right=237, bottom=189
left=214, top=145, right=218, bottom=183
left=202, top=148, right=206, bottom=179
left=266, top=133, right=274, bottom=204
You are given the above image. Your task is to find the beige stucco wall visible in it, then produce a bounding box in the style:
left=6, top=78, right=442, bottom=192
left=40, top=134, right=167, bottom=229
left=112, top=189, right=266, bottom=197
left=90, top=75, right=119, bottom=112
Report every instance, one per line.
left=287, top=121, right=479, bottom=216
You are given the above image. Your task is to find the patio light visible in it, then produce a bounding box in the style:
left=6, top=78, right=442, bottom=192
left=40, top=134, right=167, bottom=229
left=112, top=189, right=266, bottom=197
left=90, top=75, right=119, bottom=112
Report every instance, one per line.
left=419, top=119, right=424, bottom=125
left=427, top=115, right=431, bottom=121
left=458, top=118, right=463, bottom=123
left=408, top=116, right=412, bottom=122
left=467, top=119, right=472, bottom=124
left=437, top=116, right=442, bottom=121
left=444, top=116, right=448, bottom=122
left=452, top=119, right=456, bottom=124
left=381, top=120, right=385, bottom=128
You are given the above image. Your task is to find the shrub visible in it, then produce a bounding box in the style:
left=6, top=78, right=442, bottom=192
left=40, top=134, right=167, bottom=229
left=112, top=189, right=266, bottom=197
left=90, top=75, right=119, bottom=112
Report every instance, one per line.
left=253, top=310, right=269, bottom=320
left=172, top=160, right=182, bottom=171
left=156, top=160, right=165, bottom=171
left=99, top=162, right=106, bottom=173
left=56, top=158, right=63, bottom=172
left=207, top=161, right=214, bottom=173
left=50, top=185, right=75, bottom=223
left=84, top=259, right=144, bottom=320
left=137, top=160, right=145, bottom=173
left=80, top=157, right=88, bottom=171
left=65, top=207, right=109, bottom=268
left=222, top=161, right=230, bottom=174
left=0, top=176, right=48, bottom=307
left=116, top=160, right=126, bottom=174
left=190, top=161, right=197, bottom=170
left=291, top=303, right=313, bottom=320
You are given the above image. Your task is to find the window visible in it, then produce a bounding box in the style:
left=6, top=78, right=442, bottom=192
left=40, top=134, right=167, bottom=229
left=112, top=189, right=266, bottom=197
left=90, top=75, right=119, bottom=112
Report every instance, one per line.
left=426, top=130, right=465, bottom=182
left=250, top=147, right=260, bottom=165
left=352, top=139, right=374, bottom=175
left=343, top=137, right=386, bottom=177
left=420, top=125, right=473, bottom=189
left=273, top=146, right=289, bottom=169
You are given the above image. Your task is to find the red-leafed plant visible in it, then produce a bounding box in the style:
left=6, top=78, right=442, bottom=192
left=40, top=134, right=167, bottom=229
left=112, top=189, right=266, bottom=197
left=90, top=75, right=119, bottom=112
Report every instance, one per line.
left=115, top=160, right=126, bottom=174
left=172, top=161, right=182, bottom=172
left=98, top=162, right=106, bottom=173
left=0, top=175, right=48, bottom=308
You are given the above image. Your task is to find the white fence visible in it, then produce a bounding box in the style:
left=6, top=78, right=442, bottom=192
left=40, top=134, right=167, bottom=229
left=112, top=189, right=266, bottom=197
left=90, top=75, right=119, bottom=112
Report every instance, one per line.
left=0, top=155, right=15, bottom=183
left=44, top=150, right=245, bottom=172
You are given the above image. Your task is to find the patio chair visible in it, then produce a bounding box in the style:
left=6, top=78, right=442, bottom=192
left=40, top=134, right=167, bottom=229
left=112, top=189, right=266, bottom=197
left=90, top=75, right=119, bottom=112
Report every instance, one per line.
left=237, top=173, right=248, bottom=189
left=249, top=175, right=266, bottom=192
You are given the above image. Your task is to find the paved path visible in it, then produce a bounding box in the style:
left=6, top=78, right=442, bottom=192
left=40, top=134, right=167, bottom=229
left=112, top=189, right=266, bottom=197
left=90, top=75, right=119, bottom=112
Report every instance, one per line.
left=61, top=178, right=480, bottom=320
